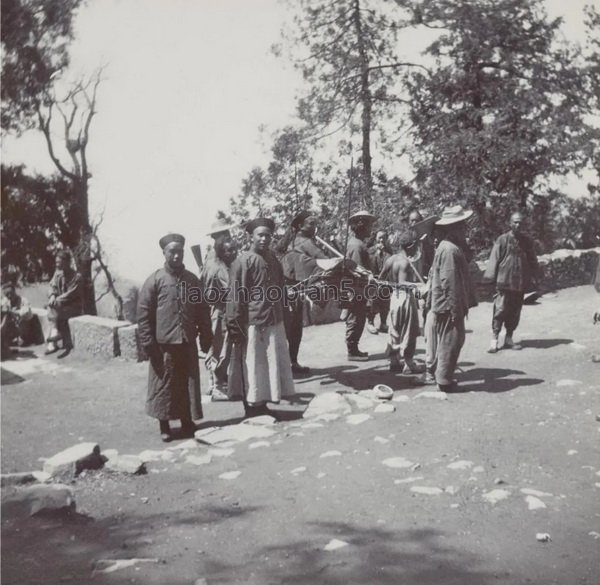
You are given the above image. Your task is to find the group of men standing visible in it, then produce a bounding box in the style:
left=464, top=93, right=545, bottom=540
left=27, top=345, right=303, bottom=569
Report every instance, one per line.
left=136, top=205, right=541, bottom=442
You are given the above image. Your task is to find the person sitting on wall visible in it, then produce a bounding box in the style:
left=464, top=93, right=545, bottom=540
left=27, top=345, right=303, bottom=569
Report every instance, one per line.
left=1, top=280, right=35, bottom=358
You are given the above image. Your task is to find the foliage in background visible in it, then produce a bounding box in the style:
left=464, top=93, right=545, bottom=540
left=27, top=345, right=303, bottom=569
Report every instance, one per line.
left=1, top=0, right=84, bottom=132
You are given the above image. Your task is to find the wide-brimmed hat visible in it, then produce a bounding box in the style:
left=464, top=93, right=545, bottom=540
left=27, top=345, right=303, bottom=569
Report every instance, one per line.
left=349, top=210, right=376, bottom=224
left=207, top=219, right=234, bottom=238
left=435, top=205, right=473, bottom=226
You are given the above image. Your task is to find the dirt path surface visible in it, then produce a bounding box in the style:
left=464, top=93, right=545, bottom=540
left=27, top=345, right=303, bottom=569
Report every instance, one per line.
left=2, top=285, right=599, bottom=585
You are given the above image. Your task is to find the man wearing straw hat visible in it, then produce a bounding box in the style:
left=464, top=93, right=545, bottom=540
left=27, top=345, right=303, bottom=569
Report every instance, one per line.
left=138, top=233, right=213, bottom=441
left=226, top=217, right=296, bottom=417
left=344, top=210, right=376, bottom=361
left=429, top=205, right=476, bottom=392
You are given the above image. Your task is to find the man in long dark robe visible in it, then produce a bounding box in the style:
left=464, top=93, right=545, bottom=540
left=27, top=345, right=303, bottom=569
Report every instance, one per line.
left=226, top=218, right=295, bottom=417
left=484, top=211, right=540, bottom=352
left=138, top=233, right=213, bottom=442
left=281, top=210, right=327, bottom=374
left=344, top=210, right=376, bottom=361
left=429, top=206, right=476, bottom=392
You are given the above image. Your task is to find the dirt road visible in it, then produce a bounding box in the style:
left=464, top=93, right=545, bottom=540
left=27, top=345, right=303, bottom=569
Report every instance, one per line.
left=1, top=285, right=599, bottom=585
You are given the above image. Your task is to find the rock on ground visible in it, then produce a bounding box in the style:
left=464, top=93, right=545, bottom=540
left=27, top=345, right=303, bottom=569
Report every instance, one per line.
left=43, top=443, right=104, bottom=479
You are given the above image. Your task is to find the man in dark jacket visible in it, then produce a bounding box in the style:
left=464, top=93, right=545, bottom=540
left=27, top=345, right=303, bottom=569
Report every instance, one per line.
left=226, top=218, right=296, bottom=417
left=138, top=233, right=213, bottom=442
left=484, top=212, right=539, bottom=352
left=281, top=210, right=327, bottom=374
left=45, top=251, right=83, bottom=355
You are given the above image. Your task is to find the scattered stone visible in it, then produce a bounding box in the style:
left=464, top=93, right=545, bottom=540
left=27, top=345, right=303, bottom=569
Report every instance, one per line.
left=185, top=454, right=212, bottom=466
left=314, top=413, right=340, bottom=422
left=450, top=503, right=460, bottom=509
left=414, top=390, right=448, bottom=400
left=140, top=497, right=149, bottom=504
left=473, top=466, right=485, bottom=473
left=374, top=403, right=395, bottom=414
left=207, top=448, right=235, bottom=458
left=303, top=392, right=352, bottom=419
left=392, top=395, right=410, bottom=403
left=536, top=533, right=551, bottom=543
left=301, top=422, right=325, bottom=429
left=445, top=486, right=459, bottom=495
left=194, top=579, right=209, bottom=585
left=382, top=457, right=414, bottom=469
left=320, top=450, right=342, bottom=458
left=168, top=439, right=199, bottom=451
left=316, top=472, right=326, bottom=479
left=394, top=476, right=424, bottom=484
left=31, top=471, right=51, bottom=483
left=520, top=488, right=553, bottom=497
left=69, top=315, right=129, bottom=358
left=346, top=413, right=371, bottom=425
left=482, top=489, right=511, bottom=504
left=195, top=422, right=275, bottom=445
left=568, top=343, right=587, bottom=351
left=411, top=463, right=421, bottom=471
left=447, top=460, right=474, bottom=470
left=218, top=471, right=241, bottom=480
left=92, top=558, right=159, bottom=575
left=248, top=441, right=271, bottom=449
left=526, top=496, right=547, bottom=510
left=346, top=393, right=377, bottom=410
left=160, top=450, right=177, bottom=462
left=1, top=472, right=39, bottom=488
left=323, top=539, right=349, bottom=551
left=291, top=466, right=307, bottom=475
left=43, top=443, right=104, bottom=479
left=567, top=450, right=578, bottom=456
left=2, top=483, right=75, bottom=518
left=106, top=455, right=146, bottom=475
left=244, top=415, right=277, bottom=426
left=102, top=449, right=119, bottom=462
left=494, top=478, right=506, bottom=485
left=410, top=486, right=444, bottom=496
left=556, top=379, right=582, bottom=387
left=588, top=531, right=600, bottom=539
left=374, top=436, right=389, bottom=444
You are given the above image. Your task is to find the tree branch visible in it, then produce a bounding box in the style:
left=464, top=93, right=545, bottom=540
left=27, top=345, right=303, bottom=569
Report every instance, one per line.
left=37, top=105, right=77, bottom=180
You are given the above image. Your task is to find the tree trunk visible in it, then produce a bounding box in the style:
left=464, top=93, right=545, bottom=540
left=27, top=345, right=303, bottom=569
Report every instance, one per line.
left=353, top=0, right=373, bottom=209
left=74, top=179, right=97, bottom=315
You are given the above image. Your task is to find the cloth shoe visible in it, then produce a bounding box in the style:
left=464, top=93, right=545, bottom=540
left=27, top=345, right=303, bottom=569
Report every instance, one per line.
left=366, top=322, right=379, bottom=335
left=159, top=420, right=171, bottom=443
left=291, top=362, right=310, bottom=375
left=488, top=338, right=499, bottom=353
left=503, top=335, right=522, bottom=350
left=403, top=359, right=425, bottom=374
left=347, top=347, right=369, bottom=361
left=423, top=371, right=437, bottom=385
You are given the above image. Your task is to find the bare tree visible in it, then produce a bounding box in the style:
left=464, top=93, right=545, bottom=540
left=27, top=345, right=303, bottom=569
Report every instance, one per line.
left=37, top=68, right=121, bottom=316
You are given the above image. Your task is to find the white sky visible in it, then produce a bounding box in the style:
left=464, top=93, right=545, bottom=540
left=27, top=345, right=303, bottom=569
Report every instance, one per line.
left=2, top=0, right=595, bottom=283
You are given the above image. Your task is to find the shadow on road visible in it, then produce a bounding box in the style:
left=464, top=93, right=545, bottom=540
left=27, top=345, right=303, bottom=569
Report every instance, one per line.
left=457, top=367, right=544, bottom=393
left=0, top=366, right=25, bottom=385
left=1, top=503, right=263, bottom=585
left=205, top=521, right=496, bottom=585
left=520, top=338, right=573, bottom=349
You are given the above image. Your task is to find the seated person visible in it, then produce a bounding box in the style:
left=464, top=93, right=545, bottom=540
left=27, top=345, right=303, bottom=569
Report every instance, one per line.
left=1, top=281, right=34, bottom=356
left=46, top=251, right=83, bottom=355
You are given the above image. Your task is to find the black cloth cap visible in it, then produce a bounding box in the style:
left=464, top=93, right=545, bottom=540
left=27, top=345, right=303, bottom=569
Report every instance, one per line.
left=398, top=229, right=418, bottom=248
left=159, top=233, right=186, bottom=249
left=291, top=210, right=312, bottom=230
left=245, top=218, right=275, bottom=234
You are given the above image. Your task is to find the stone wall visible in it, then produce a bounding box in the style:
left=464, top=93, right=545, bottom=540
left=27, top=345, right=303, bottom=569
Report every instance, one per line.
left=476, top=247, right=599, bottom=302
